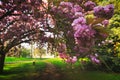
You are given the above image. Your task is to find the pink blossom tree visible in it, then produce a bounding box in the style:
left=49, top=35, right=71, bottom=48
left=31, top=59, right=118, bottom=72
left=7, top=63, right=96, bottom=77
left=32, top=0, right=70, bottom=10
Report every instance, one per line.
left=0, top=0, right=50, bottom=73
left=50, top=0, right=114, bottom=64
left=0, top=0, right=114, bottom=73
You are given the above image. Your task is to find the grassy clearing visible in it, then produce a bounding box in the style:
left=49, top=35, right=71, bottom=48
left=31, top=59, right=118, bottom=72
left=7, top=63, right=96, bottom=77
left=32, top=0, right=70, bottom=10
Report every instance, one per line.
left=1, top=57, right=46, bottom=80
left=1, top=62, right=46, bottom=80
left=0, top=57, right=120, bottom=80
left=5, top=57, right=47, bottom=62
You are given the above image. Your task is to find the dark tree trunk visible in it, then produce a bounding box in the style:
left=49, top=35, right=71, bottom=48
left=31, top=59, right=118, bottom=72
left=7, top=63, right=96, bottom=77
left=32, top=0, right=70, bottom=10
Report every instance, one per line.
left=0, top=53, right=6, bottom=74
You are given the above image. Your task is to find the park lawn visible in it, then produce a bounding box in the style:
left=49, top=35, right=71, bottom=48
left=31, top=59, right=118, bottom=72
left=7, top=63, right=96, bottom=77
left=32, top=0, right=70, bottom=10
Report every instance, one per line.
left=0, top=57, right=120, bottom=80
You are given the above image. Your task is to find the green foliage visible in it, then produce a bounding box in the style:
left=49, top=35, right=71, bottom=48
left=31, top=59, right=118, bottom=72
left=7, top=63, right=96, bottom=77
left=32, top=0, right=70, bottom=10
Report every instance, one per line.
left=110, top=14, right=120, bottom=28
left=35, top=48, right=46, bottom=58
left=85, top=14, right=94, bottom=25
left=92, top=0, right=120, bottom=73
left=44, top=58, right=67, bottom=68
left=21, top=48, right=31, bottom=58
left=111, top=27, right=120, bottom=39
left=95, top=35, right=120, bottom=72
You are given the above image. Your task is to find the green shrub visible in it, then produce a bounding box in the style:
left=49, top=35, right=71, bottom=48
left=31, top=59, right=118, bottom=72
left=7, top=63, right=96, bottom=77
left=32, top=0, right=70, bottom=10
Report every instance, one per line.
left=21, top=48, right=31, bottom=58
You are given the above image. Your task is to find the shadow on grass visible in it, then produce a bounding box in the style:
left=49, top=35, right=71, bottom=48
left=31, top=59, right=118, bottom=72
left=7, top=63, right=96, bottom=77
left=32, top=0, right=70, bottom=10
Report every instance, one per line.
left=1, top=58, right=69, bottom=80
left=0, top=61, right=47, bottom=80
left=1, top=58, right=120, bottom=80
left=4, top=61, right=46, bottom=74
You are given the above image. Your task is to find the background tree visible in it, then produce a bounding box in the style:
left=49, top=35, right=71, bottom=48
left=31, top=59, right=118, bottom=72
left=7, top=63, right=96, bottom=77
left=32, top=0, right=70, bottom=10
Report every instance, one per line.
left=20, top=47, right=31, bottom=58
left=6, top=45, right=21, bottom=57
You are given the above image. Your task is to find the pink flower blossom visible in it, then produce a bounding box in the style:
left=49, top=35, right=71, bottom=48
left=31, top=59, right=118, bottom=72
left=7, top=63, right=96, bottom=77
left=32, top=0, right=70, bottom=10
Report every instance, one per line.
left=90, top=54, right=100, bottom=64
left=102, top=20, right=109, bottom=26
left=57, top=43, right=66, bottom=53
left=65, top=56, right=77, bottom=64
left=59, top=53, right=68, bottom=59
left=74, top=12, right=84, bottom=18
left=59, top=53, right=78, bottom=64
left=71, top=4, right=82, bottom=13
left=84, top=1, right=96, bottom=11
left=72, top=17, right=86, bottom=26
left=94, top=4, right=114, bottom=19
left=60, top=1, right=73, bottom=8
left=72, top=56, right=77, bottom=63
left=74, top=25, right=95, bottom=39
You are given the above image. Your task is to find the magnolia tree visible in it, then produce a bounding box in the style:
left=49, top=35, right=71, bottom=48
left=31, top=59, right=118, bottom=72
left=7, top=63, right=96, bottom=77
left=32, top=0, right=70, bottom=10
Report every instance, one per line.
left=0, top=0, right=51, bottom=73
left=49, top=0, right=114, bottom=64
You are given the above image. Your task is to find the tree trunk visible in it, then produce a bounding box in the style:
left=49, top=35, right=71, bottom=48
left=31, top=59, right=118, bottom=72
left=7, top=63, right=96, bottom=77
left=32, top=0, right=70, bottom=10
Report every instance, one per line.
left=0, top=53, right=6, bottom=74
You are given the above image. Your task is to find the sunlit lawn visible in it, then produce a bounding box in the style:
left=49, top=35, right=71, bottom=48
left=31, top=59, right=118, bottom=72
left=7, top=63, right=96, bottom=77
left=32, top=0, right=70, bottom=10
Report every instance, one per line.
left=0, top=57, right=120, bottom=80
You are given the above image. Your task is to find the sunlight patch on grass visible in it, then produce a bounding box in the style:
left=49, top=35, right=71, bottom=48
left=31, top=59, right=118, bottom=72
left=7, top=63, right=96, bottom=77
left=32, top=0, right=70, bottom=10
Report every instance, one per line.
left=44, top=58, right=67, bottom=67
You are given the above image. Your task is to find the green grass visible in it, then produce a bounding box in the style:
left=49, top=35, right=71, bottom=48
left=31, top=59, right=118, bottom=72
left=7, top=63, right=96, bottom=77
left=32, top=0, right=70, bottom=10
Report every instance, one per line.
left=45, top=58, right=67, bottom=67
left=1, top=62, right=46, bottom=80
left=5, top=57, right=47, bottom=62
left=64, top=71, right=120, bottom=80
left=0, top=57, right=47, bottom=80
left=0, top=57, right=120, bottom=80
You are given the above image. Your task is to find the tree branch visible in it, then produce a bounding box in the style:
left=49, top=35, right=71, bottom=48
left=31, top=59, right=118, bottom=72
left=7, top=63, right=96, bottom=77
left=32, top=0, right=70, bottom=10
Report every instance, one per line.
left=4, top=29, right=38, bottom=53
left=0, top=6, right=16, bottom=20
left=0, top=20, right=17, bottom=32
